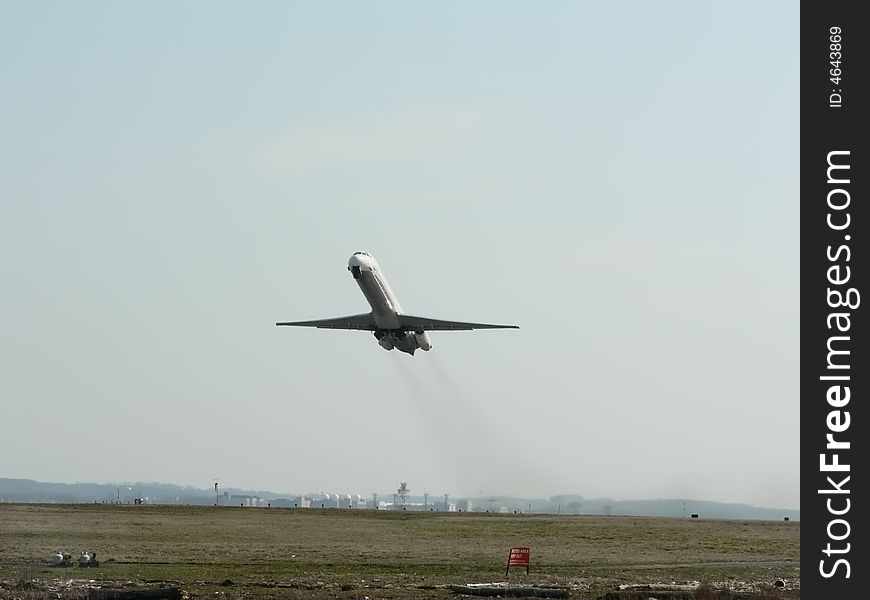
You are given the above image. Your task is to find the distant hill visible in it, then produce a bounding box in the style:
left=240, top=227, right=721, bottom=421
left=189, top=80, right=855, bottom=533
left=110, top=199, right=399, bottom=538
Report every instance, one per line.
left=0, top=478, right=218, bottom=505
left=453, top=494, right=798, bottom=521
left=0, top=478, right=798, bottom=521
left=567, top=497, right=798, bottom=521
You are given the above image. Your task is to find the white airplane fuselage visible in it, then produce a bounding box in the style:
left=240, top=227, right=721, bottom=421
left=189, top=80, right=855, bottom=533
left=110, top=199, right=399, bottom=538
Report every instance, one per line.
left=347, top=252, right=432, bottom=354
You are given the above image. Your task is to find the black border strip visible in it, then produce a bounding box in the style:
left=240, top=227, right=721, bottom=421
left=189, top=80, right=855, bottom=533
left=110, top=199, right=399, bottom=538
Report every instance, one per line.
left=801, top=2, right=867, bottom=596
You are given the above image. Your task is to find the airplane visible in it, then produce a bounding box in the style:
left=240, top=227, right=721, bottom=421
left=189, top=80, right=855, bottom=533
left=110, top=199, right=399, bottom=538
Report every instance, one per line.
left=276, top=251, right=519, bottom=355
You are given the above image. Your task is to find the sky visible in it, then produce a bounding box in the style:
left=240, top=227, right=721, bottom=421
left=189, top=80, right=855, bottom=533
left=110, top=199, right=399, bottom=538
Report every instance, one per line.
left=0, top=1, right=799, bottom=509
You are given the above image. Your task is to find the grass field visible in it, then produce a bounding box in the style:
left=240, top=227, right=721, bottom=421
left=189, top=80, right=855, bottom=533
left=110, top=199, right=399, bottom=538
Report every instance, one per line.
left=0, top=504, right=799, bottom=599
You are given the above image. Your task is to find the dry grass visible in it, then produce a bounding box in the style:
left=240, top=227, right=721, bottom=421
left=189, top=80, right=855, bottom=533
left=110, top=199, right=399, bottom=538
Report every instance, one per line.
left=0, top=504, right=798, bottom=599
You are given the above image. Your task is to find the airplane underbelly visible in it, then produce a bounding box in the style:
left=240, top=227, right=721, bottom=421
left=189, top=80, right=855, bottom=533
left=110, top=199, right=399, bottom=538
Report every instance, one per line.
left=356, top=273, right=401, bottom=329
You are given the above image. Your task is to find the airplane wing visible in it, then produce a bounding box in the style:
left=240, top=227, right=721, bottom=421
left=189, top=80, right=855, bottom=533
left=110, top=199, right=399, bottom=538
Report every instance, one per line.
left=275, top=313, right=376, bottom=330
left=397, top=314, right=520, bottom=331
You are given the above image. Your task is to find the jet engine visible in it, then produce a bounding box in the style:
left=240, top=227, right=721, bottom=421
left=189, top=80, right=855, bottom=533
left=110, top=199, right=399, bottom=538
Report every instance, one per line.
left=414, top=331, right=432, bottom=351
left=373, top=330, right=428, bottom=355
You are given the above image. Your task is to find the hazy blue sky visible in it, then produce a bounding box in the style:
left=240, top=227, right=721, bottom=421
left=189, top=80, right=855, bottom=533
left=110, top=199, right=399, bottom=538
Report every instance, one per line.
left=1, top=1, right=798, bottom=509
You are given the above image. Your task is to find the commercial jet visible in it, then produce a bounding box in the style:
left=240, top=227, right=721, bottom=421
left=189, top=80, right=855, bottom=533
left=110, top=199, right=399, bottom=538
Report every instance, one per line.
left=276, top=251, right=519, bottom=355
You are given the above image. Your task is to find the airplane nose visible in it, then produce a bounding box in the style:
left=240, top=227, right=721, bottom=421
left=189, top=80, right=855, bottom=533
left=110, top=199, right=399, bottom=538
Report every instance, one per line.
left=348, top=252, right=376, bottom=271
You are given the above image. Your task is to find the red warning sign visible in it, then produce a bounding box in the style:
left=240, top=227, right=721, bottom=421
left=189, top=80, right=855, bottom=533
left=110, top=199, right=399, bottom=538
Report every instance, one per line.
left=506, top=547, right=531, bottom=575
